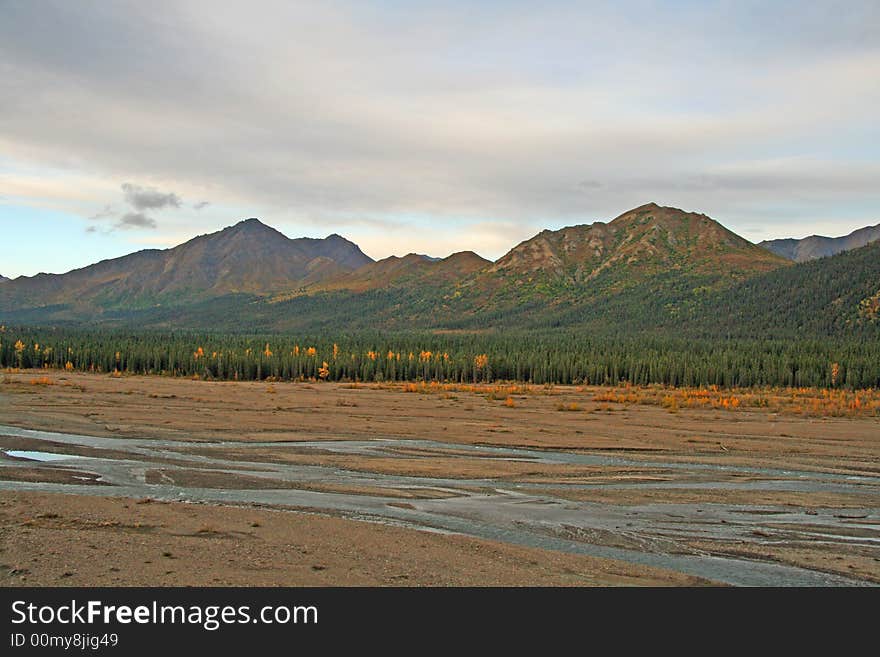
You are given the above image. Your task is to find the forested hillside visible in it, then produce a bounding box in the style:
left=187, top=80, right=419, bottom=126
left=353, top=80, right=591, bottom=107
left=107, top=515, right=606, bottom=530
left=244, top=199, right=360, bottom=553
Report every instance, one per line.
left=681, top=240, right=880, bottom=338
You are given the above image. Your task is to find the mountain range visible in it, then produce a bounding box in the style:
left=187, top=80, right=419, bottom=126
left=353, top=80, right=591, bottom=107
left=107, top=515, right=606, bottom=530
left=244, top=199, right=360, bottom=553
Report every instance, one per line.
left=760, top=223, right=880, bottom=262
left=1, top=203, right=878, bottom=337
left=0, top=218, right=371, bottom=308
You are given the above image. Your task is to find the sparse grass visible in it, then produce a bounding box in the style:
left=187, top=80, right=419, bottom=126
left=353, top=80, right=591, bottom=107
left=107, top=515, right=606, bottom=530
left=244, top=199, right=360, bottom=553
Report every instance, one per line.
left=396, top=381, right=551, bottom=399
left=592, top=385, right=880, bottom=417
left=5, top=369, right=879, bottom=419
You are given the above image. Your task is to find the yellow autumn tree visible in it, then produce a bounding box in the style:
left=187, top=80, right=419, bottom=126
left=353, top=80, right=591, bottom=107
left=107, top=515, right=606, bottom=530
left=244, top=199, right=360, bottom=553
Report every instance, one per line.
left=318, top=361, right=330, bottom=380
left=474, top=353, right=489, bottom=383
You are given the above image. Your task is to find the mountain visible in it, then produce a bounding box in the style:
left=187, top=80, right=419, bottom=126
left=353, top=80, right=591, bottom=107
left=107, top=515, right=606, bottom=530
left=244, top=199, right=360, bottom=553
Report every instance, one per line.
left=255, top=235, right=878, bottom=336
left=760, top=223, right=880, bottom=262
left=16, top=204, right=875, bottom=338
left=312, top=251, right=491, bottom=293
left=0, top=218, right=372, bottom=316
left=682, top=240, right=880, bottom=337
left=429, top=202, right=788, bottom=328
left=244, top=203, right=790, bottom=333
left=488, top=202, right=784, bottom=284
left=0, top=274, right=8, bottom=282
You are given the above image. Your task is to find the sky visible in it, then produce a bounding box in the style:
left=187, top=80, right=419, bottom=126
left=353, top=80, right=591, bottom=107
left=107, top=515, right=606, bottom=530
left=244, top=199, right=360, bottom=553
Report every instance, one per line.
left=1, top=0, right=879, bottom=277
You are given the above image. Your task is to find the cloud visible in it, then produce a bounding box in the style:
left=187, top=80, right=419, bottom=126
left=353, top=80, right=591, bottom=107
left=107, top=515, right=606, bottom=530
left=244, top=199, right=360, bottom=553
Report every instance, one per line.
left=88, top=204, right=116, bottom=220
left=193, top=200, right=210, bottom=210
left=82, top=190, right=164, bottom=232
left=116, top=212, right=157, bottom=230
left=121, top=182, right=181, bottom=211
left=0, top=1, right=878, bottom=255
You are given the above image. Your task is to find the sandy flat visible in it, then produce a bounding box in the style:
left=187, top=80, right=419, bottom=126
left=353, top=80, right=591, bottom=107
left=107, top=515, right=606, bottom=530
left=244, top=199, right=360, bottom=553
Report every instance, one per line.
left=1, top=371, right=878, bottom=586
left=0, top=491, right=710, bottom=586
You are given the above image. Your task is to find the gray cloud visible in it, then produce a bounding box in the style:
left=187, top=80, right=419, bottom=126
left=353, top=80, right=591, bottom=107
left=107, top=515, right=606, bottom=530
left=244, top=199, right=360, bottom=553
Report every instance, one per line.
left=116, top=212, right=157, bottom=230
left=84, top=190, right=166, bottom=232
left=193, top=201, right=210, bottom=211
left=88, top=204, right=116, bottom=220
left=0, top=0, right=878, bottom=255
left=578, top=180, right=604, bottom=191
left=121, top=182, right=181, bottom=211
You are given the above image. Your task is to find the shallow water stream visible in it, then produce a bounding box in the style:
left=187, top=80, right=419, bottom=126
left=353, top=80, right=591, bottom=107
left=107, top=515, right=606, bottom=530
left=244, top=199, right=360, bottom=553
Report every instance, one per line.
left=1, top=424, right=877, bottom=586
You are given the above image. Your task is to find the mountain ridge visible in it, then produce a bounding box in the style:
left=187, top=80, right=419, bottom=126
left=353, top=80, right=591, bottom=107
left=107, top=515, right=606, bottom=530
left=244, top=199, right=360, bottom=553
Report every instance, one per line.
left=488, top=202, right=785, bottom=283
left=311, top=250, right=492, bottom=293
left=760, top=223, right=880, bottom=262
left=1, top=204, right=876, bottom=337
left=0, top=218, right=373, bottom=312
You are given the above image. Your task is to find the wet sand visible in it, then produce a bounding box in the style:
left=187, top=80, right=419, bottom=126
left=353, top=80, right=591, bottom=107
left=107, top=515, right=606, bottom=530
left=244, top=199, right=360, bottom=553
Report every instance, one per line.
left=1, top=492, right=711, bottom=586
left=1, top=371, right=878, bottom=586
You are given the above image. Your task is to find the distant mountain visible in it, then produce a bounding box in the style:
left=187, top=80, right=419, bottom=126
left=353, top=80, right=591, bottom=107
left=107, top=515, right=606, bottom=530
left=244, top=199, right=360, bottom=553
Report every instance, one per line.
left=246, top=203, right=788, bottom=333
left=255, top=234, right=879, bottom=336
left=10, top=205, right=876, bottom=340
left=312, top=251, right=490, bottom=293
left=0, top=218, right=372, bottom=317
left=760, top=223, right=880, bottom=262
left=0, top=274, right=8, bottom=282
left=423, top=203, right=788, bottom=329
left=489, top=202, right=784, bottom=284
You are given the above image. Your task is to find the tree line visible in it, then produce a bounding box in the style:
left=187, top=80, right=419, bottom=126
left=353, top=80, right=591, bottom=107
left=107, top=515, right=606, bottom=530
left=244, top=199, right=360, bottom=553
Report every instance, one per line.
left=1, top=327, right=878, bottom=389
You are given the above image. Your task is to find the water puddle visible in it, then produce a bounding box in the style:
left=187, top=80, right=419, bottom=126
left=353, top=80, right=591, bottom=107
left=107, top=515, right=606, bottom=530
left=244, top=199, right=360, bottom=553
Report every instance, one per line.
left=3, top=450, right=84, bottom=462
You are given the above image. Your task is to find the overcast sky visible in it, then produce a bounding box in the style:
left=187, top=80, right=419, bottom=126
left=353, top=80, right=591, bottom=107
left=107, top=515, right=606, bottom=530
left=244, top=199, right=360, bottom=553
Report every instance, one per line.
left=1, top=0, right=879, bottom=277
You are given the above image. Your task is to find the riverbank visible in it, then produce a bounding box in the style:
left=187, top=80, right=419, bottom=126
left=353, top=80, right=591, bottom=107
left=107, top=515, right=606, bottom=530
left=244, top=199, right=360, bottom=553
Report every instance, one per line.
left=1, top=371, right=877, bottom=585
